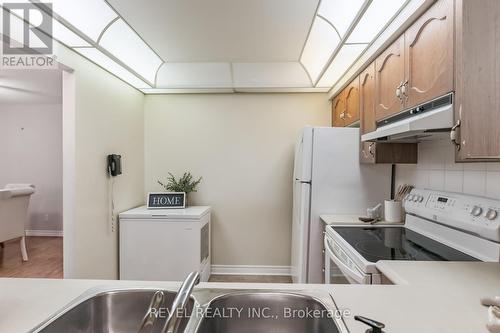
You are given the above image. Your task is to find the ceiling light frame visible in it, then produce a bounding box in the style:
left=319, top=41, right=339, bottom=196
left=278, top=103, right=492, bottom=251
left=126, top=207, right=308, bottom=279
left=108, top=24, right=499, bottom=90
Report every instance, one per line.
left=298, top=0, right=411, bottom=89
left=1, top=0, right=413, bottom=93
left=320, top=0, right=411, bottom=88
left=312, top=0, right=372, bottom=86
left=27, top=0, right=164, bottom=89
left=297, top=0, right=323, bottom=64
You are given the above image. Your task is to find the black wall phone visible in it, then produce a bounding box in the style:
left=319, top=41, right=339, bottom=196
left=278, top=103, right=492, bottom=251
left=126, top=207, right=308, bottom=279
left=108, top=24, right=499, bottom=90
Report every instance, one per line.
left=107, top=154, right=122, bottom=177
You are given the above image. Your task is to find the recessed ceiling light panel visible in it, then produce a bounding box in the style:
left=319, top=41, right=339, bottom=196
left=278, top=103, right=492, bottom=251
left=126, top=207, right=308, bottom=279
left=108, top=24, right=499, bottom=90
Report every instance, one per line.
left=300, top=17, right=341, bottom=83
left=317, top=0, right=365, bottom=37
left=51, top=20, right=90, bottom=48
left=347, top=0, right=408, bottom=44
left=74, top=47, right=151, bottom=89
left=37, top=0, right=117, bottom=42
left=317, top=44, right=367, bottom=87
left=98, top=18, right=163, bottom=84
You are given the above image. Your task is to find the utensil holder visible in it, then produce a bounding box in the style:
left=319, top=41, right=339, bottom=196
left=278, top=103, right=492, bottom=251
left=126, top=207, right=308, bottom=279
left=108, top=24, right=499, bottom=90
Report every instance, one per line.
left=385, top=200, right=403, bottom=223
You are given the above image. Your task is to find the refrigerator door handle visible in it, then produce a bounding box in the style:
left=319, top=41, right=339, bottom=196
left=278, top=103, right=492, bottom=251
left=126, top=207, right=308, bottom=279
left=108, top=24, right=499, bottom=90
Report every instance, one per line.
left=295, top=178, right=311, bottom=184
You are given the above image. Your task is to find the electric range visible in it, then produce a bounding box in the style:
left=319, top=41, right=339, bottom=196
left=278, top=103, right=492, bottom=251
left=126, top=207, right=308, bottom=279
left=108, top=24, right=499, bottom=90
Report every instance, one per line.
left=324, top=189, right=500, bottom=284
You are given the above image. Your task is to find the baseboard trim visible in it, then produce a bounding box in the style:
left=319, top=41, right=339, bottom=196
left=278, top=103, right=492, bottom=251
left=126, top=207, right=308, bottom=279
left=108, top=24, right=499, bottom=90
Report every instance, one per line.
left=25, top=230, right=63, bottom=237
left=211, top=265, right=291, bottom=276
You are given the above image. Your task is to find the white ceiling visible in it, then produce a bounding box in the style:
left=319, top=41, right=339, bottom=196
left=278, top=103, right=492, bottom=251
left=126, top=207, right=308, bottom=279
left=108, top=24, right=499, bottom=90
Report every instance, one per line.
left=0, top=0, right=424, bottom=93
left=0, top=69, right=62, bottom=105
left=106, top=0, right=319, bottom=63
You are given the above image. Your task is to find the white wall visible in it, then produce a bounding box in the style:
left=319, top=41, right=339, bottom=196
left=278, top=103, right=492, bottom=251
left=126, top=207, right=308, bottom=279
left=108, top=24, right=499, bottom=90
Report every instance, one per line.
left=144, top=93, right=330, bottom=267
left=0, top=104, right=63, bottom=231
left=396, top=139, right=500, bottom=200
left=55, top=44, right=145, bottom=279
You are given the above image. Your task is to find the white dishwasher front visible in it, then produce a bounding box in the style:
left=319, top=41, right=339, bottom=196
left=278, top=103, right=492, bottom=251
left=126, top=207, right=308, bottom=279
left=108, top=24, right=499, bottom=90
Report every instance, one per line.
left=119, top=206, right=211, bottom=282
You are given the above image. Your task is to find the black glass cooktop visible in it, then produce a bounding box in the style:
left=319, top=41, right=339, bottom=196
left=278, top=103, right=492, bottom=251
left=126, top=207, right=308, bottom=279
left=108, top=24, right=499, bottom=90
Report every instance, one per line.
left=334, top=227, right=479, bottom=262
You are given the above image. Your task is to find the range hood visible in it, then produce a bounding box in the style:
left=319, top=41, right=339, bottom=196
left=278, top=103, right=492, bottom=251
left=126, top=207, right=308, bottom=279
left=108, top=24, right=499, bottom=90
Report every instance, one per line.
left=362, top=94, right=454, bottom=142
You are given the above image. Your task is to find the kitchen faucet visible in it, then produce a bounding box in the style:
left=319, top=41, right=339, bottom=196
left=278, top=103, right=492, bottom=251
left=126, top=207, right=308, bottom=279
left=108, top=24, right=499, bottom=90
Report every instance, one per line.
left=162, top=271, right=200, bottom=333
left=138, top=291, right=165, bottom=333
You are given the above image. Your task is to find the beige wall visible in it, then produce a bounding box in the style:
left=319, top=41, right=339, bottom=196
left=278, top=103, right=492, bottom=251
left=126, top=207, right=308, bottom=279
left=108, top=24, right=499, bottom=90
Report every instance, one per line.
left=0, top=104, right=63, bottom=231
left=144, top=93, right=330, bottom=266
left=56, top=44, right=145, bottom=279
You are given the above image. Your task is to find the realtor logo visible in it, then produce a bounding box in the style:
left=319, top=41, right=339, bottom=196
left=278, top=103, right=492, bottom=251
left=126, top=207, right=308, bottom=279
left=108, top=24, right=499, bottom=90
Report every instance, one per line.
left=1, top=3, right=56, bottom=68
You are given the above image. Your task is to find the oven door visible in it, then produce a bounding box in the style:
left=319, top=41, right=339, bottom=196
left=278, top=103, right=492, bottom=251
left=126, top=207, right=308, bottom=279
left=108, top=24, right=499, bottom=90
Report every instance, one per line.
left=324, top=234, right=371, bottom=284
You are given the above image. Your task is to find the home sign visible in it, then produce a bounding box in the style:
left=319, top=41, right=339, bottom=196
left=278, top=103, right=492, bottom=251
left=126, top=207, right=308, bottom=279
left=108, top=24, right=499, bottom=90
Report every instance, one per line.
left=147, top=192, right=186, bottom=209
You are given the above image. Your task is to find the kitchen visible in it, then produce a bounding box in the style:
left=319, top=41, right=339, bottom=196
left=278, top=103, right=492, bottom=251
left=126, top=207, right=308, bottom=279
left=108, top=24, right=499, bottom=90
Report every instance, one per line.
left=0, top=0, right=499, bottom=332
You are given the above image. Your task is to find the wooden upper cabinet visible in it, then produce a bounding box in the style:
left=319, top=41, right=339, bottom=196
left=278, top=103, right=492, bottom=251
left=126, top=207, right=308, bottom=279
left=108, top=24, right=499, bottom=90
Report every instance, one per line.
left=344, top=78, right=360, bottom=126
left=360, top=62, right=418, bottom=165
left=404, top=0, right=454, bottom=109
left=360, top=64, right=376, bottom=135
left=331, top=92, right=345, bottom=127
left=359, top=64, right=376, bottom=164
left=331, top=77, right=360, bottom=128
left=455, top=0, right=500, bottom=161
left=374, top=36, right=405, bottom=121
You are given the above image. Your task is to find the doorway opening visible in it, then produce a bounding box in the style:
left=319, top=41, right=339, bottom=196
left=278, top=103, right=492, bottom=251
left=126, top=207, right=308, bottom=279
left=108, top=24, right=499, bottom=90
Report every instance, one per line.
left=0, top=68, right=64, bottom=278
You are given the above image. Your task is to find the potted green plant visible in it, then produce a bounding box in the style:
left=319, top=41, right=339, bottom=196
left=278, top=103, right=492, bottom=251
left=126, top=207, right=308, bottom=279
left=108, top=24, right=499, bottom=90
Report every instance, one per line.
left=158, top=172, right=202, bottom=207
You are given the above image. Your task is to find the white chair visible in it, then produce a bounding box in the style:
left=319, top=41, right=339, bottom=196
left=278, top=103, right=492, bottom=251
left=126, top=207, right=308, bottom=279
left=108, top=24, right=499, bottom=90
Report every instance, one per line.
left=0, top=184, right=35, bottom=261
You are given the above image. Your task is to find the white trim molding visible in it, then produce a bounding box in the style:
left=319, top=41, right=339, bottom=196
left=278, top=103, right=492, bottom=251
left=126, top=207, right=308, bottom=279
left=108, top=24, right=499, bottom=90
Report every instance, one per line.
left=211, top=265, right=291, bottom=276
left=25, top=230, right=63, bottom=237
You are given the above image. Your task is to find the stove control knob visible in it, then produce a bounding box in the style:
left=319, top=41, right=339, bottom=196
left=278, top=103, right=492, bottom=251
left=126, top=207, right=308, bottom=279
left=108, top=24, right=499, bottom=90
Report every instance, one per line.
left=418, top=196, right=424, bottom=203
left=471, top=206, right=483, bottom=217
left=407, top=195, right=414, bottom=202
left=485, top=209, right=498, bottom=220
left=412, top=195, right=420, bottom=202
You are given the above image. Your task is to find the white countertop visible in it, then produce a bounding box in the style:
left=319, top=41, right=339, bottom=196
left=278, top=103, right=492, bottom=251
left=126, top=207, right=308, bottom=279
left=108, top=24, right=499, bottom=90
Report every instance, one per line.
left=119, top=205, right=211, bottom=219
left=320, top=214, right=404, bottom=226
left=342, top=261, right=500, bottom=333
left=1, top=262, right=498, bottom=333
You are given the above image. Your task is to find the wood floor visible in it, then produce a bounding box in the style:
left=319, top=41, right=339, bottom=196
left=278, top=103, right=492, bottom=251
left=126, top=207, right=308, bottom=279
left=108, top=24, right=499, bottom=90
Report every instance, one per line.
left=0, top=237, right=63, bottom=279
left=0, top=237, right=293, bottom=283
left=209, top=275, right=292, bottom=283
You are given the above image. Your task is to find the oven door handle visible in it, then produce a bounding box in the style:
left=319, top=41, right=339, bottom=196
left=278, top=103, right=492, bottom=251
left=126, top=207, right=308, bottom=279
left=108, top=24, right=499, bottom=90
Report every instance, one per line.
left=324, top=237, right=368, bottom=284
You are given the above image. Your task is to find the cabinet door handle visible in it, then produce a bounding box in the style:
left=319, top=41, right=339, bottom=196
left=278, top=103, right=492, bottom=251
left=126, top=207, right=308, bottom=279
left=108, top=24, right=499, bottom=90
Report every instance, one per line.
left=395, top=87, right=402, bottom=99
left=401, top=80, right=409, bottom=101
left=395, top=80, right=404, bottom=101
left=401, top=80, right=406, bottom=94
left=368, top=143, right=375, bottom=157
left=340, top=112, right=346, bottom=119
left=450, top=119, right=461, bottom=151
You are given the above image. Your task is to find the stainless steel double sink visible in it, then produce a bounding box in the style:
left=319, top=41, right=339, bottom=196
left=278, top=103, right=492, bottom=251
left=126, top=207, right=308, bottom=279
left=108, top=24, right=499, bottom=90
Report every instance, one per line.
left=31, top=288, right=349, bottom=333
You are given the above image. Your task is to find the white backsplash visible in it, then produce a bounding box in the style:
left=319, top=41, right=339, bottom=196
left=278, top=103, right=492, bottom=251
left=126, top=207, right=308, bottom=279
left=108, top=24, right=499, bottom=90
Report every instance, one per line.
left=396, top=139, right=500, bottom=200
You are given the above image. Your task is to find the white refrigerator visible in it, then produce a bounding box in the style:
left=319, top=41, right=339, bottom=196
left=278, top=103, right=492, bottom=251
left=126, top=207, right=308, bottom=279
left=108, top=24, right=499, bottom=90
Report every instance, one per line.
left=291, top=127, right=391, bottom=284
